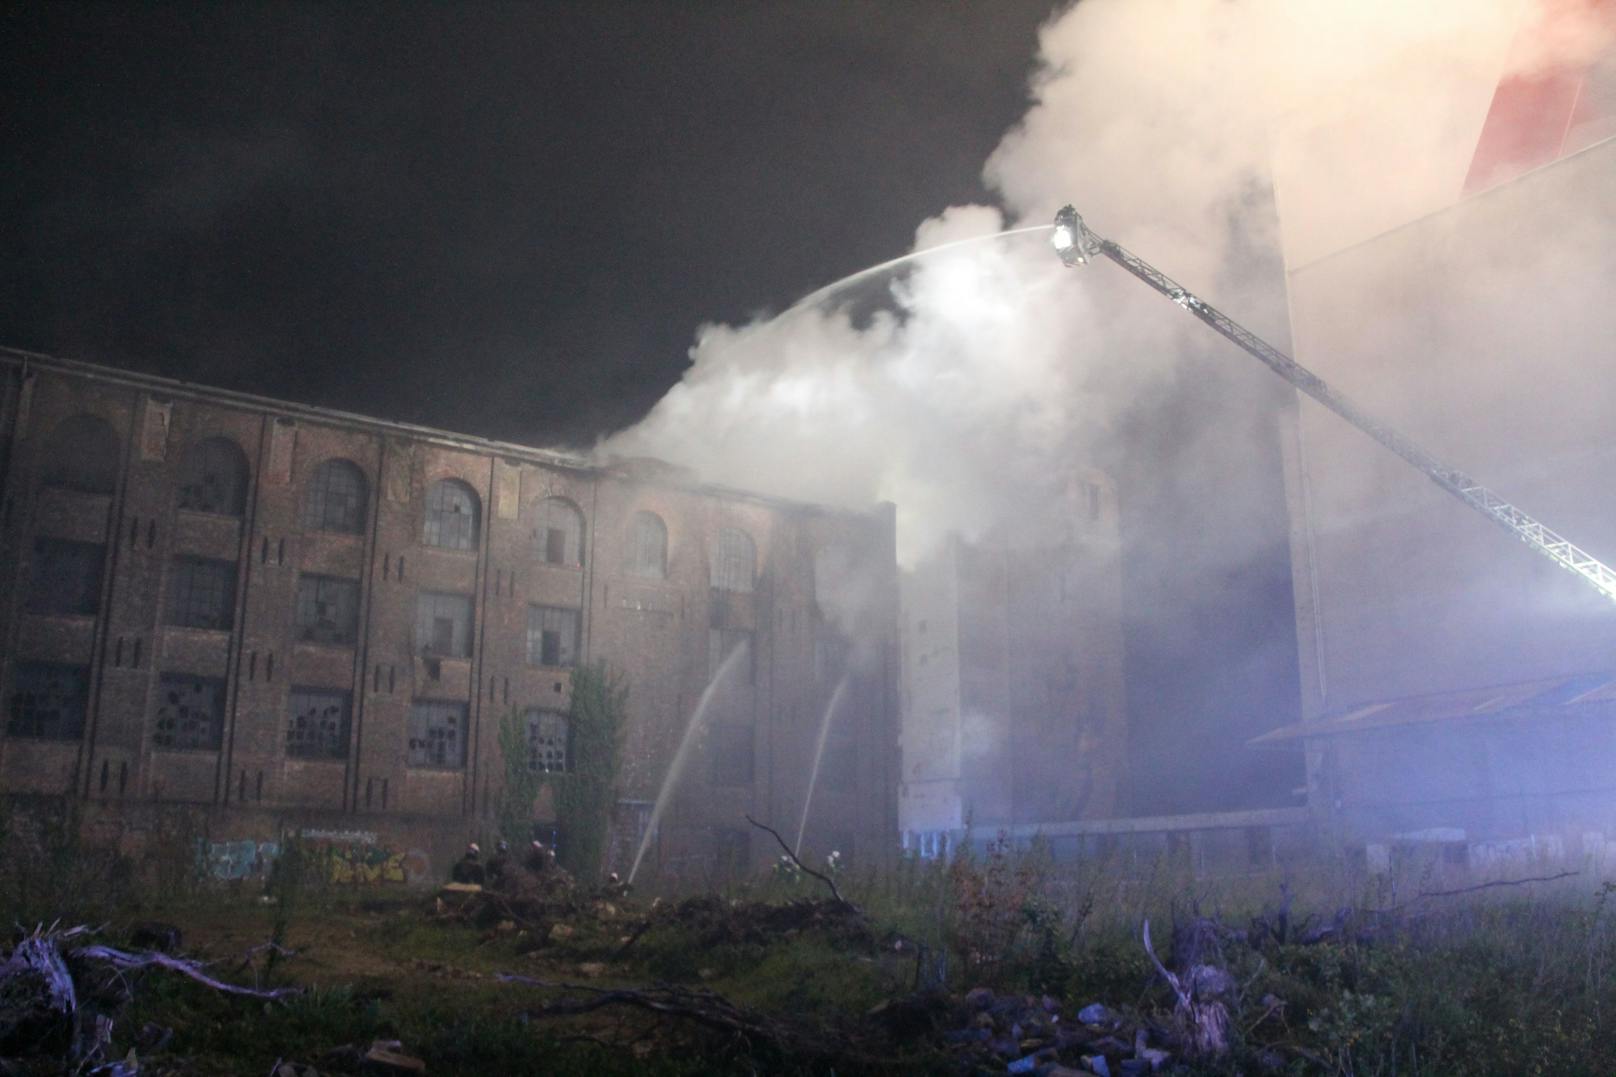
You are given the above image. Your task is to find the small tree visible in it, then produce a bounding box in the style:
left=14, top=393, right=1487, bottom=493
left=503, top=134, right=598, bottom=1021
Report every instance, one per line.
left=552, top=661, right=628, bottom=882
left=497, top=708, right=545, bottom=847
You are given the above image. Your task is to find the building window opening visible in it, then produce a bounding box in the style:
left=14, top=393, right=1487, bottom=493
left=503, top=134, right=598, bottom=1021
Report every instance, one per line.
left=414, top=592, right=473, bottom=658
left=165, top=556, right=237, bottom=630
left=712, top=527, right=756, bottom=593
left=526, top=605, right=580, bottom=668
left=626, top=511, right=667, bottom=579
left=285, top=688, right=351, bottom=759
left=27, top=539, right=104, bottom=617
left=177, top=436, right=250, bottom=516
left=408, top=700, right=467, bottom=769
left=153, top=673, right=226, bottom=751
left=301, top=459, right=368, bottom=534
left=41, top=414, right=120, bottom=495
left=294, top=575, right=360, bottom=646
left=524, top=709, right=569, bottom=773
left=423, top=478, right=480, bottom=550
left=6, top=663, right=89, bottom=740
left=536, top=497, right=584, bottom=566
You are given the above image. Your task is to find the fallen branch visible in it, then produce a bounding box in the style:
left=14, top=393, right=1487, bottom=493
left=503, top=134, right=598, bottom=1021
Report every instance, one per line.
left=744, top=814, right=853, bottom=909
left=74, top=944, right=302, bottom=1000
left=1376, top=870, right=1580, bottom=914
left=499, top=974, right=782, bottom=1041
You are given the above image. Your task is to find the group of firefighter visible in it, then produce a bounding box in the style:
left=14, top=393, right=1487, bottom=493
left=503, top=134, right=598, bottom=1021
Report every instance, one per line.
left=448, top=838, right=627, bottom=894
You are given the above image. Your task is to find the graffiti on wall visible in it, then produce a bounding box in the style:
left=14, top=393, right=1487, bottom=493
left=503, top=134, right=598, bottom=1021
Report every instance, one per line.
left=199, top=828, right=430, bottom=886
left=202, top=839, right=280, bottom=881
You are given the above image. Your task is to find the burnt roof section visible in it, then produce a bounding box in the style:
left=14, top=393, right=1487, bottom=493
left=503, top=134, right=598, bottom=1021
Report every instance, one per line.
left=0, top=344, right=885, bottom=524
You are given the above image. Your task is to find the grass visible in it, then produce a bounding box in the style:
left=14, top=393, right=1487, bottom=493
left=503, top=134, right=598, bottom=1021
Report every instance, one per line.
left=6, top=812, right=1616, bottom=1074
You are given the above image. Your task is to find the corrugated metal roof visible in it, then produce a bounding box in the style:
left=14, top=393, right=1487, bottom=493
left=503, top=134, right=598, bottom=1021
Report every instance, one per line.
left=1251, top=671, right=1616, bottom=745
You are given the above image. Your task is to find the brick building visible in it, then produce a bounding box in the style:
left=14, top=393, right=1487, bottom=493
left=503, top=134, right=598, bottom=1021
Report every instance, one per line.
left=0, top=347, right=899, bottom=883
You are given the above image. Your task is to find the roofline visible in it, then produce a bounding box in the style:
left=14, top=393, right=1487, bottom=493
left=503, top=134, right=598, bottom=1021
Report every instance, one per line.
left=0, top=344, right=881, bottom=522
left=1250, top=696, right=1616, bottom=746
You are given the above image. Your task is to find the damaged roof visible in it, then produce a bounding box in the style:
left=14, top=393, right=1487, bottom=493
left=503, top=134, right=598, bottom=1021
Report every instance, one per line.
left=1251, top=670, right=1616, bottom=745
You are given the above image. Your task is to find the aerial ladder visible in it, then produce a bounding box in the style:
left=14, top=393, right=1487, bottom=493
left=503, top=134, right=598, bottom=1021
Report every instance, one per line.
left=1050, top=205, right=1616, bottom=606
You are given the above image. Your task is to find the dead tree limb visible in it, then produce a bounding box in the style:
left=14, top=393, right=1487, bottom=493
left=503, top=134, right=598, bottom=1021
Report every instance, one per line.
left=1375, top=870, right=1580, bottom=914
left=744, top=814, right=852, bottom=909
left=73, top=944, right=302, bottom=1000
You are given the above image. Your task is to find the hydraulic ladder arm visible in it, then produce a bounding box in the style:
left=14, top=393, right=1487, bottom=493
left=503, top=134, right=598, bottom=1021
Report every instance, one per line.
left=1051, top=204, right=1616, bottom=605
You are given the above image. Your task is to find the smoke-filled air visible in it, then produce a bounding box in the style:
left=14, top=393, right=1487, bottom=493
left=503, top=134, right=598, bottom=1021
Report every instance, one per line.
left=601, top=0, right=1609, bottom=568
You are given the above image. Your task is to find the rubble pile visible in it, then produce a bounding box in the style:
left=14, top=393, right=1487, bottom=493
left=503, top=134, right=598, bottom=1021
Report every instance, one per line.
left=932, top=989, right=1172, bottom=1077
left=651, top=894, right=874, bottom=950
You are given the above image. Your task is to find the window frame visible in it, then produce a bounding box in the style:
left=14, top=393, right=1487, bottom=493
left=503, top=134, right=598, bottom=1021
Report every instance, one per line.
left=407, top=699, right=468, bottom=769
left=423, top=478, right=481, bottom=551
left=177, top=436, right=250, bottom=517
left=712, top=527, right=756, bottom=594
left=526, top=604, right=581, bottom=668
left=164, top=556, right=238, bottom=632
left=301, top=458, right=369, bottom=534
left=26, top=538, right=105, bottom=618
left=285, top=687, right=353, bottom=760
left=524, top=708, right=570, bottom=774
left=626, top=511, right=668, bottom=580
left=293, top=574, right=361, bottom=646
left=152, top=672, right=227, bottom=752
left=536, top=497, right=585, bottom=567
left=6, top=662, right=90, bottom=740
left=414, top=591, right=474, bottom=658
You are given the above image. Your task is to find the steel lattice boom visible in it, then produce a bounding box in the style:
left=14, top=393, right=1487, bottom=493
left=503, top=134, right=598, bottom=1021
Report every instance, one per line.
left=1052, top=205, right=1616, bottom=605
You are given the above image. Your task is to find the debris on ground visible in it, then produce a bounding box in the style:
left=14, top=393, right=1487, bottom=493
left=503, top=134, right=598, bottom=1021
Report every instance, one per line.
left=0, top=922, right=298, bottom=1073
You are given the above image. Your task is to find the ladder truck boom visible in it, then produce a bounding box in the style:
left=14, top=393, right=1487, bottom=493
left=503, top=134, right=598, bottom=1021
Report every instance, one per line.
left=1050, top=205, right=1616, bottom=606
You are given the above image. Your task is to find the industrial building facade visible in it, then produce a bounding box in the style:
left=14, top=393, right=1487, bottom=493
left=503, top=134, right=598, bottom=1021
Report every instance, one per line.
left=0, top=348, right=899, bottom=882
left=899, top=470, right=1128, bottom=853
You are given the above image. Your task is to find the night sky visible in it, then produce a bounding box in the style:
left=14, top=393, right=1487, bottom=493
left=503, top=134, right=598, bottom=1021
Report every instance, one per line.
left=2, top=2, right=1304, bottom=813
left=2, top=2, right=1059, bottom=445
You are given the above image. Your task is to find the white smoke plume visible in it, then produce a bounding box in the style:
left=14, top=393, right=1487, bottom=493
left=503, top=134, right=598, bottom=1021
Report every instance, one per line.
left=600, top=0, right=1595, bottom=566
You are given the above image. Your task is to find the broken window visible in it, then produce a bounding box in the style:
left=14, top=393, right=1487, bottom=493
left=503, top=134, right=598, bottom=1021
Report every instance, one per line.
left=301, top=458, right=368, bottom=534
left=712, top=527, right=756, bottom=593
left=294, top=575, right=360, bottom=645
left=40, top=414, right=120, bottom=495
left=285, top=688, right=351, bottom=759
left=414, top=591, right=473, bottom=658
left=26, top=538, right=104, bottom=617
left=408, top=700, right=466, bottom=768
left=708, top=722, right=754, bottom=787
left=526, top=605, right=579, bottom=667
left=423, top=478, right=480, bottom=551
left=536, top=497, right=584, bottom=566
left=709, top=628, right=754, bottom=685
left=177, top=436, right=250, bottom=516
left=626, top=511, right=667, bottom=579
left=524, top=709, right=569, bottom=773
left=165, top=556, right=237, bottom=631
left=152, top=673, right=226, bottom=751
left=6, top=662, right=89, bottom=740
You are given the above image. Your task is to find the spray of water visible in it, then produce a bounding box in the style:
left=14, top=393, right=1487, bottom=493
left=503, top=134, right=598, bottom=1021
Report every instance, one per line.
left=781, top=224, right=1052, bottom=316
left=628, top=643, right=750, bottom=883
left=793, top=672, right=850, bottom=856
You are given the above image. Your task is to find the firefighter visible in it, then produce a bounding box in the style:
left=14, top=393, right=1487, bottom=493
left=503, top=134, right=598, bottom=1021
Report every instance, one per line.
left=523, top=839, right=552, bottom=874
left=450, top=842, right=485, bottom=885
left=487, top=839, right=511, bottom=885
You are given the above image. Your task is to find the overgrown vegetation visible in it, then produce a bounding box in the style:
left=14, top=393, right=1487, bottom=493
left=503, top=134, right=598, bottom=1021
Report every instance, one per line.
left=549, top=661, right=628, bottom=882
left=5, top=800, right=1616, bottom=1074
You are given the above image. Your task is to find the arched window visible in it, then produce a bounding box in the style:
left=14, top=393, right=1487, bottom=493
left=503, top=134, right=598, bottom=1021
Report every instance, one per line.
left=712, top=527, right=756, bottom=593
left=536, top=497, right=585, bottom=566
left=301, top=459, right=368, bottom=534
left=177, top=437, right=250, bottom=516
left=423, top=479, right=480, bottom=550
left=41, top=414, right=120, bottom=495
left=626, top=511, right=667, bottom=579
